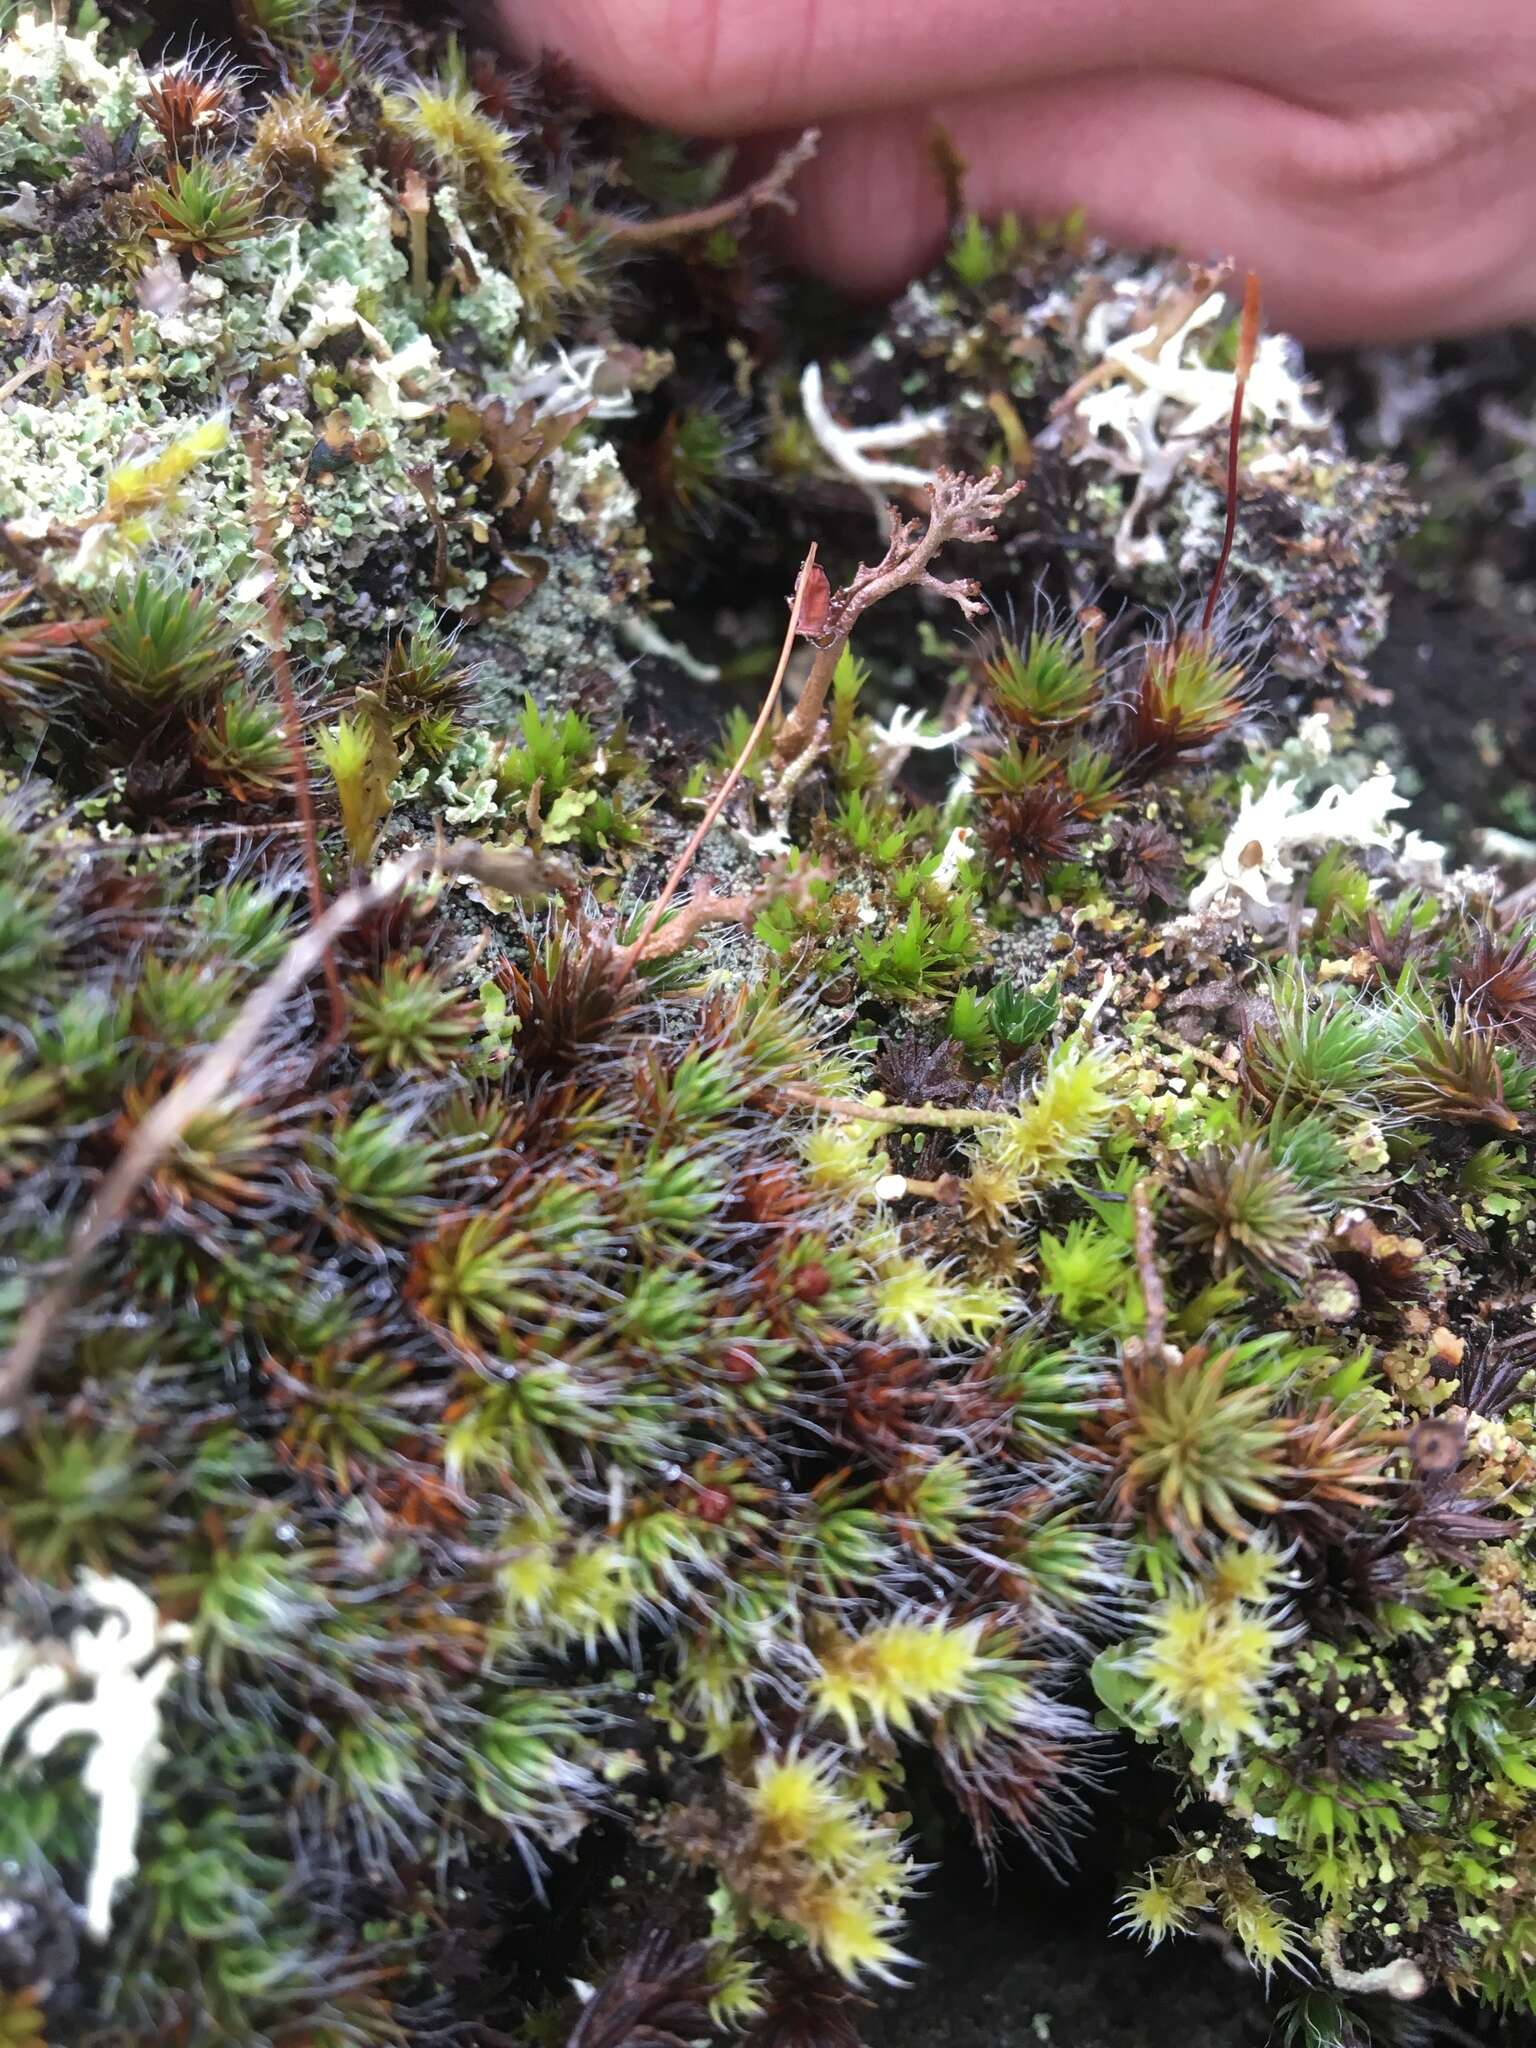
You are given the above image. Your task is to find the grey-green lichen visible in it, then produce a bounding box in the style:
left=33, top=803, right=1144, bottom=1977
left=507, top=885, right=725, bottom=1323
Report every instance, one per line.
left=0, top=7, right=141, bottom=182
left=0, top=13, right=646, bottom=699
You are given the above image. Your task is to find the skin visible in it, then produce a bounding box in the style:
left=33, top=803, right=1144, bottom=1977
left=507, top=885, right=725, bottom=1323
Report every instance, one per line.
left=497, top=0, right=1536, bottom=343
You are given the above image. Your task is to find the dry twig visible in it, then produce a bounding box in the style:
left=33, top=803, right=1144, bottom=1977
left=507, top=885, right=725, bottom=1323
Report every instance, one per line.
left=76, top=819, right=310, bottom=854
left=614, top=548, right=820, bottom=977
left=1127, top=1179, right=1168, bottom=1363
left=780, top=1085, right=1011, bottom=1131
left=594, top=129, right=819, bottom=249
left=632, top=859, right=825, bottom=964
left=1200, top=270, right=1262, bottom=636
left=243, top=424, right=344, bottom=1037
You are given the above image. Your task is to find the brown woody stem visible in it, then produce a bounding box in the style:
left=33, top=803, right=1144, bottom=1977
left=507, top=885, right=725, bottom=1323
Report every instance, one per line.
left=595, top=130, right=819, bottom=250
left=771, top=634, right=844, bottom=768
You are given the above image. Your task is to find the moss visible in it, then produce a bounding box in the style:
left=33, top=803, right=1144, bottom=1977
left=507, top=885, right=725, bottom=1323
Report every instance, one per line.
left=1, top=7, right=1535, bottom=2047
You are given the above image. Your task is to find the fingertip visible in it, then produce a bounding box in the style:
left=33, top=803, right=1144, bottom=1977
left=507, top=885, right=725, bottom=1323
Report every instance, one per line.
left=772, top=113, right=951, bottom=297
left=497, top=0, right=711, bottom=128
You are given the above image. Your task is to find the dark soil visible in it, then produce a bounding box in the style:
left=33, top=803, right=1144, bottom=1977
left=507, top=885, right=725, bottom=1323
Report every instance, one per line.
left=863, top=1817, right=1528, bottom=2048
left=865, top=1869, right=1271, bottom=2048
left=1370, top=585, right=1536, bottom=853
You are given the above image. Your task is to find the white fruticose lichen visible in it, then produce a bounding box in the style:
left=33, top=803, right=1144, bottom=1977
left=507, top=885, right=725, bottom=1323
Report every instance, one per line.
left=291, top=275, right=395, bottom=356
left=364, top=333, right=445, bottom=424
left=517, top=343, right=643, bottom=423
left=800, top=361, right=945, bottom=498
left=617, top=608, right=720, bottom=682
left=929, top=824, right=977, bottom=894
left=867, top=705, right=975, bottom=785
left=735, top=820, right=794, bottom=859
left=0, top=1573, right=188, bottom=1942
left=1078, top=292, right=1319, bottom=462
left=1066, top=291, right=1321, bottom=573
left=1188, top=764, right=1416, bottom=926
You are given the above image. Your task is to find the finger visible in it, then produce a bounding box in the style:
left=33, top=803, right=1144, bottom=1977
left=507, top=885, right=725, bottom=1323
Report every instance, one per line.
left=769, top=72, right=1536, bottom=343
left=497, top=0, right=1307, bottom=134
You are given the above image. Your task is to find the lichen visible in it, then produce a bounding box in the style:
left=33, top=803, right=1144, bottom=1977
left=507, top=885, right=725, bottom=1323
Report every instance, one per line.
left=0, top=9, right=141, bottom=183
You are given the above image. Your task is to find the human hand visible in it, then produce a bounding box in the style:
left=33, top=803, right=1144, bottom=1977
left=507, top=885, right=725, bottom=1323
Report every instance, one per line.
left=497, top=0, right=1536, bottom=344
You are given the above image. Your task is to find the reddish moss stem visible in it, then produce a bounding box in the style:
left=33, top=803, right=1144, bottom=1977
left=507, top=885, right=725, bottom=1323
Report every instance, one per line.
left=615, top=548, right=819, bottom=977
left=1200, top=271, right=1262, bottom=638
left=243, top=425, right=345, bottom=1041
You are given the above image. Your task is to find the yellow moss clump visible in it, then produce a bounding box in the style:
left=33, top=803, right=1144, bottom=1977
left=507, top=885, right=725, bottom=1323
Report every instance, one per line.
left=739, top=1752, right=915, bottom=1981
left=101, top=414, right=230, bottom=538
left=967, top=1038, right=1123, bottom=1214
left=381, top=52, right=589, bottom=335
left=812, top=1615, right=985, bottom=1741
left=249, top=89, right=347, bottom=188
left=1136, top=1584, right=1290, bottom=1755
